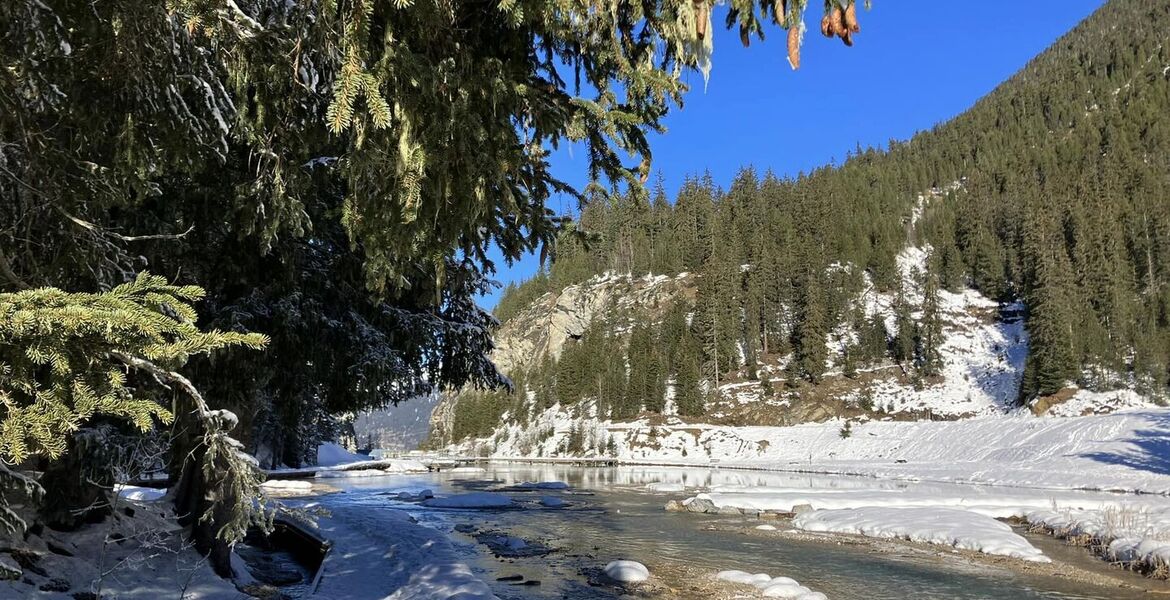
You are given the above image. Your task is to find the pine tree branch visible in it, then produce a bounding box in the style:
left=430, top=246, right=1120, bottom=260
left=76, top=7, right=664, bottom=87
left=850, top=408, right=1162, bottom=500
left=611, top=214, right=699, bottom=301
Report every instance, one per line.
left=108, top=351, right=210, bottom=417
left=59, top=209, right=195, bottom=243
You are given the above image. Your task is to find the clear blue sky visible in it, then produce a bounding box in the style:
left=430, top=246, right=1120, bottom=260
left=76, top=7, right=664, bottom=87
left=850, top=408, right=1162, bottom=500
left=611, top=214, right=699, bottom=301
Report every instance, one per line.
left=479, top=0, right=1106, bottom=309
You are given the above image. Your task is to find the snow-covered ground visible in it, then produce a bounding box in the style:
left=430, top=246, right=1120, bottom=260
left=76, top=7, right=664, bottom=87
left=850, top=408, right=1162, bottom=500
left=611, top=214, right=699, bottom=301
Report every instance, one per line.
left=2, top=489, right=241, bottom=599
left=304, top=499, right=496, bottom=600
left=474, top=409, right=1170, bottom=494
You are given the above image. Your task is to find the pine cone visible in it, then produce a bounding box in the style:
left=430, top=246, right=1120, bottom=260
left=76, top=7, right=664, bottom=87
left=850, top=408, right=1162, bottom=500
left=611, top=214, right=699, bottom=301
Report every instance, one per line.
left=820, top=14, right=833, bottom=38
left=787, top=25, right=801, bottom=70
left=842, top=30, right=854, bottom=47
left=740, top=25, right=751, bottom=47
left=845, top=2, right=861, bottom=33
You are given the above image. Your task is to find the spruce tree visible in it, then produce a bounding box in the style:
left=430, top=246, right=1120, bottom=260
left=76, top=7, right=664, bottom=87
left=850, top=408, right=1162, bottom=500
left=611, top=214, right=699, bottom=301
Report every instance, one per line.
left=674, top=331, right=706, bottom=417
left=917, top=259, right=945, bottom=377
left=793, top=275, right=829, bottom=382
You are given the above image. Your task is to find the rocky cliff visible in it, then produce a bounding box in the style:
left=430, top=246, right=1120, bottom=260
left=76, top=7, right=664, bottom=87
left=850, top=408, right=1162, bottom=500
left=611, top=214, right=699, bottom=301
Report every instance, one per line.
left=427, top=272, right=696, bottom=444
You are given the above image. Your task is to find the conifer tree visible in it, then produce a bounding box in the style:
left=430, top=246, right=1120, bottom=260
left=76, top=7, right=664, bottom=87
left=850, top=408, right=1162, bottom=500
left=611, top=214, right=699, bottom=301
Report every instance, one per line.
left=917, top=259, right=945, bottom=377
left=674, top=331, right=706, bottom=417
left=793, top=275, right=829, bottom=382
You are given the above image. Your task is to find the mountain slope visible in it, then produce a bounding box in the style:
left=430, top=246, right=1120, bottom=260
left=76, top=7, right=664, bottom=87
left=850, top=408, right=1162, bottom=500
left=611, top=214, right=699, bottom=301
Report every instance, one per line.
left=424, top=0, right=1169, bottom=454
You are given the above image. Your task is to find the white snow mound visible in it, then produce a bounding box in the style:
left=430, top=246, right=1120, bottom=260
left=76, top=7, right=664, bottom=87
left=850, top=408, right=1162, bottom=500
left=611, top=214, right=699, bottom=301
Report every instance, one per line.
left=716, top=570, right=826, bottom=599
left=604, top=560, right=650, bottom=582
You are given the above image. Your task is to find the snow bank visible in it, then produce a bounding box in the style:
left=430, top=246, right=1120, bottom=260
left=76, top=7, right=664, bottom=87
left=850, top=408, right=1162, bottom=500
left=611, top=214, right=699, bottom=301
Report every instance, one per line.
left=422, top=492, right=515, bottom=509
left=449, top=466, right=487, bottom=474
left=1027, top=505, right=1170, bottom=569
left=316, top=468, right=389, bottom=479
left=794, top=507, right=1049, bottom=562
left=716, top=570, right=826, bottom=599
left=260, top=479, right=313, bottom=493
left=316, top=442, right=370, bottom=466
left=680, top=475, right=1170, bottom=567
left=383, top=458, right=429, bottom=473
left=1046, top=388, right=1152, bottom=417
left=115, top=484, right=165, bottom=502
left=604, top=560, right=650, bottom=583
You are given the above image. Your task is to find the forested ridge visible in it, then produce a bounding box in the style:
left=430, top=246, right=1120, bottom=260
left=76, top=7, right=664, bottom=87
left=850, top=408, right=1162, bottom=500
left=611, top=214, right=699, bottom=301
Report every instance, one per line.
left=452, top=0, right=1170, bottom=443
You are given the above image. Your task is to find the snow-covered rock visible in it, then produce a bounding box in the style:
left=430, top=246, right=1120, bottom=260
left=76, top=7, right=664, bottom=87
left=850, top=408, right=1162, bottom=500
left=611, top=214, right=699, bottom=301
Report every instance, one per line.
left=539, top=496, right=566, bottom=508
left=604, top=560, right=650, bottom=583
left=716, top=570, right=826, bottom=599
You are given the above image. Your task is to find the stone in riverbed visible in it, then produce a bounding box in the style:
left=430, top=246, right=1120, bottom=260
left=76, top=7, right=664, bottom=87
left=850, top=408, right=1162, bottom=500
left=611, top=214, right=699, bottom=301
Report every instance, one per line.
left=685, top=498, right=716, bottom=513
left=664, top=500, right=685, bottom=512
left=717, top=506, right=742, bottom=515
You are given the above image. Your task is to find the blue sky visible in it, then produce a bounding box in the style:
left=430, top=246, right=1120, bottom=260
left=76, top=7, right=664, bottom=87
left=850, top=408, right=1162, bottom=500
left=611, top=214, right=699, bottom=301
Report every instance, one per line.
left=480, top=0, right=1106, bottom=309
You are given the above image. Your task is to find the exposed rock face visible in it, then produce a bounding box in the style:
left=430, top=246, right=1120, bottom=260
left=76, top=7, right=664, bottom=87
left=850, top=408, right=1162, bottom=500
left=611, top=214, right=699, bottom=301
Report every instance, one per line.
left=491, top=272, right=695, bottom=374
left=427, top=272, right=695, bottom=445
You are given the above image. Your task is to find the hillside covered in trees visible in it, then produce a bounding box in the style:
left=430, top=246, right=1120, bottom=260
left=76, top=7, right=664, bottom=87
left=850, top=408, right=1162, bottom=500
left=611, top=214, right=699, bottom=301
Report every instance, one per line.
left=441, top=0, right=1170, bottom=446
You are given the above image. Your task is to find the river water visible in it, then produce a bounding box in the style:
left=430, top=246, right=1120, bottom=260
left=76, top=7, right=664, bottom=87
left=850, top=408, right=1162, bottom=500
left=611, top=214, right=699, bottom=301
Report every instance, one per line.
left=308, top=465, right=1165, bottom=599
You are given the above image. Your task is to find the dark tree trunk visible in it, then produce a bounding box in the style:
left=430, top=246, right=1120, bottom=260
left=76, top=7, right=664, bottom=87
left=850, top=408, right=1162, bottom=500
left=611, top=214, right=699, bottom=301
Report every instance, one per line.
left=169, top=396, right=234, bottom=578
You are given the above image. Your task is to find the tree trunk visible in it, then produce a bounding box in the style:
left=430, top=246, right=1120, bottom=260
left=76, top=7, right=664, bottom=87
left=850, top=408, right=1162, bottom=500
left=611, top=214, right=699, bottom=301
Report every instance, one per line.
left=169, top=396, right=235, bottom=577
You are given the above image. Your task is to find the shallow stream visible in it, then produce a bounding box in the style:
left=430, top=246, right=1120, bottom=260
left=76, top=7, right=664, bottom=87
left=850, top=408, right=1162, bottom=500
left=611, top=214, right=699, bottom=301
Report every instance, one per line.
left=305, top=465, right=1167, bottom=599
